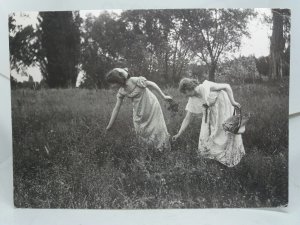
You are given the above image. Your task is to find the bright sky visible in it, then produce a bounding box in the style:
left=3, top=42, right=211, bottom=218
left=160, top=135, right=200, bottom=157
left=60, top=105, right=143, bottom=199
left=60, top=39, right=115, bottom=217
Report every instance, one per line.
left=239, top=8, right=272, bottom=57
left=10, top=9, right=272, bottom=83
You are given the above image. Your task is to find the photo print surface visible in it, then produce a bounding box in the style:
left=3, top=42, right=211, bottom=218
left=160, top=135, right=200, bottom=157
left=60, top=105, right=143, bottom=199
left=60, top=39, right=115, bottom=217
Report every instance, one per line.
left=10, top=8, right=290, bottom=208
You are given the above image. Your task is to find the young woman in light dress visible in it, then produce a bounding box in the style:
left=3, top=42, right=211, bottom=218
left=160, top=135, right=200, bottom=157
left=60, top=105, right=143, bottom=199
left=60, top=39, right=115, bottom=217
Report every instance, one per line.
left=106, top=68, right=172, bottom=151
left=173, top=78, right=245, bottom=167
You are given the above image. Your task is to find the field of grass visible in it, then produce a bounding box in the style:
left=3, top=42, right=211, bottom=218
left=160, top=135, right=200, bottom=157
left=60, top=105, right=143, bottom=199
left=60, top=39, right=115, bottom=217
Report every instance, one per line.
left=12, top=81, right=288, bottom=208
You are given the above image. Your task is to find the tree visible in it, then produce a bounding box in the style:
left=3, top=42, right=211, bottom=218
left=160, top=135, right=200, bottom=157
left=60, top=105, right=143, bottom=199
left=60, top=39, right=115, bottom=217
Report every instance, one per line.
left=119, top=10, right=169, bottom=81
left=255, top=56, right=270, bottom=77
left=269, top=9, right=290, bottom=80
left=79, top=9, right=257, bottom=87
left=80, top=12, right=122, bottom=88
left=269, top=9, right=283, bottom=80
left=181, top=9, right=255, bottom=81
left=38, top=11, right=81, bottom=88
left=9, top=13, right=39, bottom=72
left=119, top=9, right=194, bottom=84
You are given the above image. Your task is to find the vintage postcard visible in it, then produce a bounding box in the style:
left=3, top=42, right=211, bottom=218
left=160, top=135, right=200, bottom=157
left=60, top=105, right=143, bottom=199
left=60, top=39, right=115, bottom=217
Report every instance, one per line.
left=9, top=8, right=289, bottom=208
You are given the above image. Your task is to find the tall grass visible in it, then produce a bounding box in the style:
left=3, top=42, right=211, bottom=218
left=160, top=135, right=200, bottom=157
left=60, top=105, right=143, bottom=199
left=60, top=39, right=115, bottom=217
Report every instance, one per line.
left=12, top=82, right=288, bottom=208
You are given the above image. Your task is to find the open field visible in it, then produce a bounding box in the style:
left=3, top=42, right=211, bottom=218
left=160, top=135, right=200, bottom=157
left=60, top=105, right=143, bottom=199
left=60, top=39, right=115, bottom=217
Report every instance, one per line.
left=12, top=82, right=288, bottom=208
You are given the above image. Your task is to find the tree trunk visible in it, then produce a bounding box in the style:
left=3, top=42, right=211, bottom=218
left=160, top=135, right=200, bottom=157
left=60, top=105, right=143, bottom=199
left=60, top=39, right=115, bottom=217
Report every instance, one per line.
left=165, top=52, right=169, bottom=83
left=208, top=62, right=217, bottom=81
left=269, top=9, right=284, bottom=80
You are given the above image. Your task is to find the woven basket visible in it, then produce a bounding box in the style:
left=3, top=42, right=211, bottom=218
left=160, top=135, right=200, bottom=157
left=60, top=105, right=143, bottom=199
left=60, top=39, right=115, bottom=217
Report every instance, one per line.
left=222, top=106, right=243, bottom=134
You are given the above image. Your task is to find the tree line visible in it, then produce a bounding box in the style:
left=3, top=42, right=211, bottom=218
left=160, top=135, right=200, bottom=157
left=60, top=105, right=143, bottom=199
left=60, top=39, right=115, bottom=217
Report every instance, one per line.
left=9, top=9, right=290, bottom=89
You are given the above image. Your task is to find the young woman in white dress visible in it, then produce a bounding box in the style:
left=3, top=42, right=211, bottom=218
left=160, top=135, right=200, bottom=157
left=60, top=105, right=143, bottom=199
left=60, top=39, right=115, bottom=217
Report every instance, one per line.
left=106, top=68, right=172, bottom=151
left=173, top=78, right=245, bottom=167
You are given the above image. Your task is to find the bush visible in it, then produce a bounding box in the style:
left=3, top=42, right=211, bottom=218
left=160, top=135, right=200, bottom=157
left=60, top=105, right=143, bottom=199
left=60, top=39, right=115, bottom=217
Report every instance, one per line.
left=216, top=56, right=261, bottom=84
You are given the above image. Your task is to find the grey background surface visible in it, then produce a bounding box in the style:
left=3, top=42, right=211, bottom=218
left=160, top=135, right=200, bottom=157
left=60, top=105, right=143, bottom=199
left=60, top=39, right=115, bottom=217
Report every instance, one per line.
left=0, top=0, right=299, bottom=224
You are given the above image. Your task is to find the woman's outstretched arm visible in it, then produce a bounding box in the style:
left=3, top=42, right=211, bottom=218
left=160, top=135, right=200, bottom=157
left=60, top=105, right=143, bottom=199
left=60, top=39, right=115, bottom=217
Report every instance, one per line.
left=209, top=82, right=240, bottom=108
left=173, top=111, right=193, bottom=141
left=106, top=97, right=123, bottom=130
left=146, top=81, right=172, bottom=100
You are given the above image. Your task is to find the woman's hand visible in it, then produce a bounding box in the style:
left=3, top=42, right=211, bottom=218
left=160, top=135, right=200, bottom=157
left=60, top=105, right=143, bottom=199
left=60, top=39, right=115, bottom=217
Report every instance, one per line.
left=232, top=101, right=241, bottom=108
left=104, top=126, right=111, bottom=137
left=164, top=95, right=173, bottom=101
left=172, top=133, right=180, bottom=142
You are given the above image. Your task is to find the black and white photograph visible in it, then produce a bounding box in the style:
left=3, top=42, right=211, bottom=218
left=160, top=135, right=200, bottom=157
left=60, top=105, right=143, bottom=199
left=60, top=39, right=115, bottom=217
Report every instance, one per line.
left=9, top=8, right=290, bottom=209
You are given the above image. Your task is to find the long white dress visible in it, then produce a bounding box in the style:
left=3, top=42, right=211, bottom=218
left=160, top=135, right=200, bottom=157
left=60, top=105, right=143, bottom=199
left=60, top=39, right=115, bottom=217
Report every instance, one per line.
left=185, top=80, right=245, bottom=167
left=117, top=77, right=170, bottom=151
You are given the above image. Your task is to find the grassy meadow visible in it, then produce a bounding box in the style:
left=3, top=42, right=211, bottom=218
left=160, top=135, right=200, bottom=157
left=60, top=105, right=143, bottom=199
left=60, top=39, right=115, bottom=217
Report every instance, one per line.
left=12, top=81, right=288, bottom=208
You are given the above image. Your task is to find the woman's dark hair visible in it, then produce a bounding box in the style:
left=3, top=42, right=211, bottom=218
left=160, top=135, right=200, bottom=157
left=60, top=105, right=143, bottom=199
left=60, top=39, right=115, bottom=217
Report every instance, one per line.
left=179, top=78, right=199, bottom=93
left=105, top=68, right=130, bottom=86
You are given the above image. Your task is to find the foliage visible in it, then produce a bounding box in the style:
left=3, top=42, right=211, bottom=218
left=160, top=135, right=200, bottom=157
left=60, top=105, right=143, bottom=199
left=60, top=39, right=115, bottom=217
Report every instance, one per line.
left=180, top=9, right=256, bottom=81
left=9, top=13, right=39, bottom=71
left=79, top=9, right=256, bottom=87
left=9, top=9, right=290, bottom=88
left=255, top=56, right=270, bottom=77
left=119, top=10, right=194, bottom=84
left=80, top=13, right=122, bottom=89
left=80, top=9, right=196, bottom=87
left=216, top=56, right=260, bottom=84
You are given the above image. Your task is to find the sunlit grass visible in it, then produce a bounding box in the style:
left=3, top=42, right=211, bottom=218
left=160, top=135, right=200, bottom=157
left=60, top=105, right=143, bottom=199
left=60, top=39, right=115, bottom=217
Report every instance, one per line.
left=12, top=81, right=288, bottom=208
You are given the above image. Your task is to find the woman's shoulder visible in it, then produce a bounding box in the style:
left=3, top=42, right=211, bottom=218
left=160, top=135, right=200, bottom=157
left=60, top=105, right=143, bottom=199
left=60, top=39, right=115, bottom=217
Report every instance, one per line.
left=130, top=76, right=148, bottom=88
left=195, top=80, right=213, bottom=101
left=199, top=80, right=217, bottom=92
left=127, top=76, right=145, bottom=84
left=195, top=79, right=210, bottom=88
left=202, top=79, right=214, bottom=85
left=128, top=76, right=138, bottom=81
left=130, top=76, right=147, bottom=81
left=125, top=76, right=140, bottom=86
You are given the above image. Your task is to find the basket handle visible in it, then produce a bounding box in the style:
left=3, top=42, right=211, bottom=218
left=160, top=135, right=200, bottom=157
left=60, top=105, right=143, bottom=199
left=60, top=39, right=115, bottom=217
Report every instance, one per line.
left=233, top=106, right=242, bottom=129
